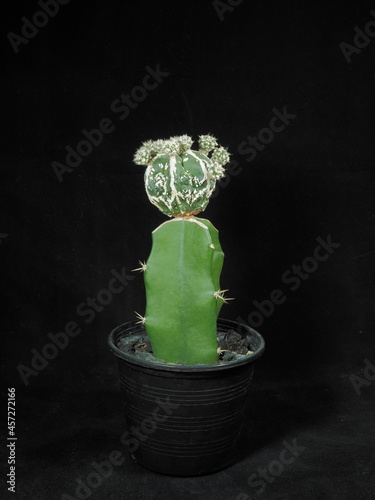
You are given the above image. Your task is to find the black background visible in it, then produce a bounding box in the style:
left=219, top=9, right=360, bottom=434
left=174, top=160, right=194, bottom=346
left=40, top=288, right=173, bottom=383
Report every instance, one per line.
left=2, top=1, right=375, bottom=499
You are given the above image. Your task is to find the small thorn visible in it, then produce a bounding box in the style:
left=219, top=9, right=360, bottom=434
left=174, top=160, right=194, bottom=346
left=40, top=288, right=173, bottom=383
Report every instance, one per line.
left=134, top=311, right=146, bottom=325
left=246, top=350, right=254, bottom=355
left=222, top=296, right=235, bottom=305
left=132, top=260, right=147, bottom=272
left=214, top=289, right=235, bottom=304
left=217, top=347, right=229, bottom=354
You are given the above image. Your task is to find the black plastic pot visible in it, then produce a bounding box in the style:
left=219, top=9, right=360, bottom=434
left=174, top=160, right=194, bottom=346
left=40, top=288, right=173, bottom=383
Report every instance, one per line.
left=108, top=318, right=265, bottom=476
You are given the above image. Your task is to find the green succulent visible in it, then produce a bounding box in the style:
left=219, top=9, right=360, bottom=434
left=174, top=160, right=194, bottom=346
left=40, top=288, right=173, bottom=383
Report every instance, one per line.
left=133, top=134, right=230, bottom=216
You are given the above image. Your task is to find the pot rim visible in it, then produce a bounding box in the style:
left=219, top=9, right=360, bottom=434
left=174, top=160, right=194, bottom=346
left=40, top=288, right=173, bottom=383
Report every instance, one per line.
left=108, top=318, right=265, bottom=373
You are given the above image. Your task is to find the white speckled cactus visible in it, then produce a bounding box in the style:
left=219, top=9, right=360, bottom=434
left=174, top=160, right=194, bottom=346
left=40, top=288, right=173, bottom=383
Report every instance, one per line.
left=134, top=134, right=230, bottom=217
left=133, top=134, right=232, bottom=364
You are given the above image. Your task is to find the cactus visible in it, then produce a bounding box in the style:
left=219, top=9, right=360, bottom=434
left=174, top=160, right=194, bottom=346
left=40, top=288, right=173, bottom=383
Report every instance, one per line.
left=133, top=135, right=232, bottom=364
left=134, top=134, right=230, bottom=217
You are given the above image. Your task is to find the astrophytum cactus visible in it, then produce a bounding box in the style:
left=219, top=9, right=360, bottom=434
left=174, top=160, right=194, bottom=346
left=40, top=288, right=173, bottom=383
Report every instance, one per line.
left=134, top=134, right=229, bottom=217
left=133, top=135, right=232, bottom=364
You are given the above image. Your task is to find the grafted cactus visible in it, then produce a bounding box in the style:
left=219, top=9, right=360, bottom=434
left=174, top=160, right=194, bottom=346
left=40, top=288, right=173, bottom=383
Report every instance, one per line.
left=133, top=135, right=231, bottom=364
left=134, top=134, right=230, bottom=217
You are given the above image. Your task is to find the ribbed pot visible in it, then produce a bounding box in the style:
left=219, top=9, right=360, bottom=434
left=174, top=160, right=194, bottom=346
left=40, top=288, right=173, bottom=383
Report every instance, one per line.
left=108, top=318, right=265, bottom=476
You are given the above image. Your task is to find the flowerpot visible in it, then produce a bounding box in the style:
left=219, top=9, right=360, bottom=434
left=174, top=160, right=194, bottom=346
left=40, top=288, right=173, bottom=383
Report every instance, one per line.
left=108, top=318, right=265, bottom=476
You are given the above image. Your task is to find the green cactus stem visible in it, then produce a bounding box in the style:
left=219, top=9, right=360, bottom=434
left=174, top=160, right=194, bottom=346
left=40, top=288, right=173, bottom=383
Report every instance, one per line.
left=142, top=217, right=226, bottom=364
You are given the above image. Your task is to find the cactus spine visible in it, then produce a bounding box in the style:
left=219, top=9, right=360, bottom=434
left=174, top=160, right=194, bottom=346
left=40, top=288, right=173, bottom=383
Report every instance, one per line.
left=133, top=135, right=231, bottom=364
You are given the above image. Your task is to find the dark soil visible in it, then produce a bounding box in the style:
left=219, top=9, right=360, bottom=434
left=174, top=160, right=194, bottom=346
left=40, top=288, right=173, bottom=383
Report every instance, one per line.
left=115, top=328, right=256, bottom=365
